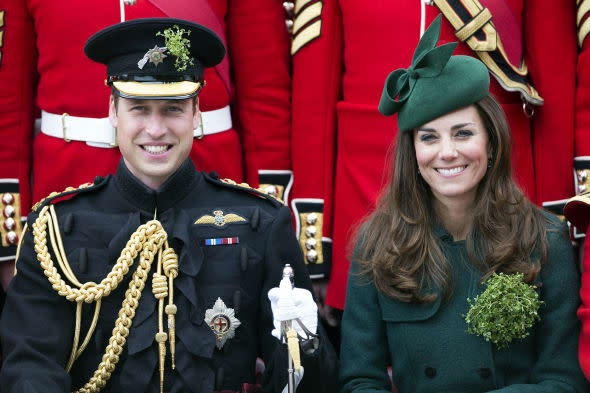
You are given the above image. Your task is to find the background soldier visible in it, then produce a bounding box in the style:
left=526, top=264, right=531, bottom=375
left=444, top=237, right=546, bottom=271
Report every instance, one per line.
left=0, top=18, right=337, bottom=393
left=562, top=0, right=590, bottom=380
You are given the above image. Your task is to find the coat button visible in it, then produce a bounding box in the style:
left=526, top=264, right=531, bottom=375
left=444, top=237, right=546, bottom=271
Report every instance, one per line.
left=93, top=176, right=104, bottom=185
left=478, top=368, right=491, bottom=379
left=424, top=367, right=437, bottom=378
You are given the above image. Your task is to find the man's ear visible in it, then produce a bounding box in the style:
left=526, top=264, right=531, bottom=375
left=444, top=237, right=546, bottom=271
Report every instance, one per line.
left=108, top=95, right=118, bottom=128
left=192, top=97, right=201, bottom=131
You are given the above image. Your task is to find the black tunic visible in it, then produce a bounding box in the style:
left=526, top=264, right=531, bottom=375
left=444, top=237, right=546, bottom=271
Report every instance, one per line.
left=0, top=159, right=338, bottom=393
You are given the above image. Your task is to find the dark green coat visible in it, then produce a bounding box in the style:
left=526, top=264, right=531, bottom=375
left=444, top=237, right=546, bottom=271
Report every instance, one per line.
left=340, top=216, right=589, bottom=393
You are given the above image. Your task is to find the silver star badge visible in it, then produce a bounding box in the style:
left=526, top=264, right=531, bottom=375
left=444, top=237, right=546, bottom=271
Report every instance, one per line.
left=205, top=298, right=241, bottom=349
left=137, top=45, right=168, bottom=69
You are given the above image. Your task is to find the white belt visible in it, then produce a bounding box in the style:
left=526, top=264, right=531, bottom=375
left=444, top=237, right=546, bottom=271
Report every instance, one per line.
left=37, top=105, right=232, bottom=149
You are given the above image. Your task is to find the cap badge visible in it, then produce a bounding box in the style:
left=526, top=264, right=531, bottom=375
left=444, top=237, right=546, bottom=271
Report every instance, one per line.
left=138, top=45, right=168, bottom=69
left=205, top=298, right=241, bottom=349
left=194, top=210, right=247, bottom=228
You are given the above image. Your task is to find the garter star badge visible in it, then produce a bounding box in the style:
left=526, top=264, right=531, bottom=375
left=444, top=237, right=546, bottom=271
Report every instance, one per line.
left=194, top=210, right=247, bottom=228
left=138, top=45, right=168, bottom=69
left=205, top=298, right=241, bottom=349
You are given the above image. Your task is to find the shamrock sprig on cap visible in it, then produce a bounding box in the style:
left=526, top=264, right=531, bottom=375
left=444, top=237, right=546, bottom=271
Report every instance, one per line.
left=156, top=25, right=195, bottom=72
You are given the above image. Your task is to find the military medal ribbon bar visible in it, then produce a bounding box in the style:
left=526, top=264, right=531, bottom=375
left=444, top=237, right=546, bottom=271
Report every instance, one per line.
left=204, top=237, right=239, bottom=246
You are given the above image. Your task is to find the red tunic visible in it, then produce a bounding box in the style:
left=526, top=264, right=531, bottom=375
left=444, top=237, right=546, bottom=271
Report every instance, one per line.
left=566, top=1, right=590, bottom=379
left=0, top=0, right=291, bottom=261
left=291, top=0, right=578, bottom=309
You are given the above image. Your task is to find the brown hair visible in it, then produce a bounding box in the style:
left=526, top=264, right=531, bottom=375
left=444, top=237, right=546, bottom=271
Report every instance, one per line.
left=111, top=89, right=199, bottom=112
left=356, top=93, right=548, bottom=303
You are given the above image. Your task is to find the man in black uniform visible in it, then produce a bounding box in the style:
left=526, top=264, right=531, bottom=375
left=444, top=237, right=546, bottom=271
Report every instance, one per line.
left=0, top=18, right=337, bottom=393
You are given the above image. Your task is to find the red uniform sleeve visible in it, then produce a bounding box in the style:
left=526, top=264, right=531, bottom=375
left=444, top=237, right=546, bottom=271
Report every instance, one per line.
left=0, top=0, right=35, bottom=261
left=564, top=192, right=590, bottom=380
left=574, top=0, right=590, bottom=378
left=226, top=0, right=292, bottom=195
left=574, top=1, right=590, bottom=201
left=524, top=0, right=577, bottom=205
left=290, top=0, right=343, bottom=280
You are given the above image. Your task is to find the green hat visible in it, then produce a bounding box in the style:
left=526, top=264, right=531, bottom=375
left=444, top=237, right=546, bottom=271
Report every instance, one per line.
left=378, top=15, right=490, bottom=131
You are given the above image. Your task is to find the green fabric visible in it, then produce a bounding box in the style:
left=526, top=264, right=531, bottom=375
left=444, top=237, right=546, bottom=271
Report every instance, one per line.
left=339, top=213, right=589, bottom=393
left=378, top=15, right=490, bottom=132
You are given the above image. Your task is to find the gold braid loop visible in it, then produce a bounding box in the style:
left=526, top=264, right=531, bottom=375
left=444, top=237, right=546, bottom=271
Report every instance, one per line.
left=32, top=204, right=173, bottom=393
left=34, top=208, right=162, bottom=304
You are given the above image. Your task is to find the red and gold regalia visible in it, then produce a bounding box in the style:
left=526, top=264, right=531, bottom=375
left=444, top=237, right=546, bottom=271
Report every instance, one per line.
left=290, top=0, right=578, bottom=309
left=564, top=0, right=590, bottom=380
left=0, top=0, right=292, bottom=264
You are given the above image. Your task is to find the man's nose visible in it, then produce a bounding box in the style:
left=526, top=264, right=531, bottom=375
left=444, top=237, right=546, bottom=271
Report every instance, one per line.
left=144, top=114, right=167, bottom=138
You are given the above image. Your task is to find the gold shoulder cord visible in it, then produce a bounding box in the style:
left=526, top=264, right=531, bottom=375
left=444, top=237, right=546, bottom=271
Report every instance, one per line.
left=32, top=203, right=178, bottom=393
left=220, top=178, right=284, bottom=204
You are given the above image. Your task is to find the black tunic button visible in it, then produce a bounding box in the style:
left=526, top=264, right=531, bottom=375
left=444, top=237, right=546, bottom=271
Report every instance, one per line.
left=79, top=248, right=88, bottom=273
left=478, top=368, right=491, bottom=379
left=209, top=171, right=219, bottom=180
left=95, top=328, right=103, bottom=353
left=240, top=247, right=248, bottom=272
left=215, top=366, right=224, bottom=390
left=424, top=367, right=437, bottom=378
left=63, top=213, right=74, bottom=235
left=250, top=207, right=260, bottom=230
left=233, top=290, right=241, bottom=314
left=93, top=176, right=104, bottom=185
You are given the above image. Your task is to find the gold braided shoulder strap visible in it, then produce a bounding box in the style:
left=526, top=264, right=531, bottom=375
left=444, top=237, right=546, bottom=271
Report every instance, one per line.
left=218, top=178, right=284, bottom=205
left=33, top=202, right=178, bottom=393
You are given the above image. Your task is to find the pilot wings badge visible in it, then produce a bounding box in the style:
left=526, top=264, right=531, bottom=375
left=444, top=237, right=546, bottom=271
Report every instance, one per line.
left=194, top=210, right=247, bottom=228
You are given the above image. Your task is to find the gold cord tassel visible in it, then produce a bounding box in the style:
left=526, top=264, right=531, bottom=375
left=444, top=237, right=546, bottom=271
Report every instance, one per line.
left=286, top=329, right=301, bottom=371
left=153, top=249, right=169, bottom=393
left=162, top=244, right=179, bottom=369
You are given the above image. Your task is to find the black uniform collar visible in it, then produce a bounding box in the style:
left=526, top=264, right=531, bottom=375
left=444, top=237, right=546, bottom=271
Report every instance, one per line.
left=113, top=158, right=199, bottom=213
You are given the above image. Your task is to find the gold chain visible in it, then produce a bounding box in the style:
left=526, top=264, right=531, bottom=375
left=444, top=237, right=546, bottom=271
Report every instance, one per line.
left=33, top=204, right=176, bottom=393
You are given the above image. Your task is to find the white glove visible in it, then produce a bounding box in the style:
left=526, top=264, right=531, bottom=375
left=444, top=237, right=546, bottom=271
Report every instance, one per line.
left=268, top=276, right=318, bottom=340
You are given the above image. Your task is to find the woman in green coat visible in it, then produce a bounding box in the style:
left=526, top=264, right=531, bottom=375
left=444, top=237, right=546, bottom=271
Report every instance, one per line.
left=339, top=15, right=590, bottom=393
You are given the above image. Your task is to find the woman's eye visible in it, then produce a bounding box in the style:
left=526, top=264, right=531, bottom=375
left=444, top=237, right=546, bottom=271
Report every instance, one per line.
left=456, top=129, right=473, bottom=137
left=131, top=106, right=145, bottom=112
left=419, top=134, right=436, bottom=142
left=167, top=106, right=183, bottom=112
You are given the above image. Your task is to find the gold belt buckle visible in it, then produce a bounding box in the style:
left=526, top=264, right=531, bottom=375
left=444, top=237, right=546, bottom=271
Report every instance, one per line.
left=61, top=113, right=71, bottom=142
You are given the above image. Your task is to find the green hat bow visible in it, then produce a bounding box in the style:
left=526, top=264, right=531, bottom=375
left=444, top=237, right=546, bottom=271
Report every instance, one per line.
left=379, top=16, right=457, bottom=116
left=378, top=14, right=490, bottom=131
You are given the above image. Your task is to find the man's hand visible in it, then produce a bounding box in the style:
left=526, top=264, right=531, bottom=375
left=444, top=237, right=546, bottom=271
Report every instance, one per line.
left=268, top=276, right=318, bottom=340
